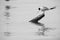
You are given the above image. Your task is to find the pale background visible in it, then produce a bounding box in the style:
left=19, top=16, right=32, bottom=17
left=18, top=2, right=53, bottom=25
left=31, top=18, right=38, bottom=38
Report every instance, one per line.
left=0, top=0, right=60, bottom=40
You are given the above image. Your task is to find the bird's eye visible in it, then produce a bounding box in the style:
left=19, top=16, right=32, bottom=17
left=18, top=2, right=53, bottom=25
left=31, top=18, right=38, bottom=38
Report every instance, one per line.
left=38, top=8, right=41, bottom=10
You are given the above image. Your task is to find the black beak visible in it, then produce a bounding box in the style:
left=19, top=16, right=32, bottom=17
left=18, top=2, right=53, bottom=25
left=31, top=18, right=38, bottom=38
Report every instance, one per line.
left=50, top=6, right=56, bottom=10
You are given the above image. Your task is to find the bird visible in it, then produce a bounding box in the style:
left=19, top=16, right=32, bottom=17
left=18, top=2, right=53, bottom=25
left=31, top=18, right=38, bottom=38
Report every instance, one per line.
left=38, top=6, right=56, bottom=12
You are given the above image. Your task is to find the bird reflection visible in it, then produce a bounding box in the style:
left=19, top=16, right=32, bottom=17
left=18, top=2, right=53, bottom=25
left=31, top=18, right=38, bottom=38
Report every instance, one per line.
left=4, top=32, right=11, bottom=36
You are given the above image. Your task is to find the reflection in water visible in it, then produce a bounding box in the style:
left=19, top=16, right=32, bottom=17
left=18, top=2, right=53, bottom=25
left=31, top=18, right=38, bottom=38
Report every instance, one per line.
left=4, top=32, right=11, bottom=36
left=4, top=12, right=10, bottom=17
left=35, top=26, right=54, bottom=36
